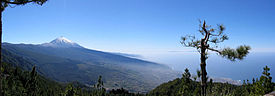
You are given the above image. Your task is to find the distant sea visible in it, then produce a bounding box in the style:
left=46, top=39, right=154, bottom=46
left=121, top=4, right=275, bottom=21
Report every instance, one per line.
left=139, top=52, right=275, bottom=82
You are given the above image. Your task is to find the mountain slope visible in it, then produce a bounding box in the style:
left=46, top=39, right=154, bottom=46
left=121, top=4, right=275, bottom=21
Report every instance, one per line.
left=2, top=48, right=34, bottom=71
left=2, top=37, right=180, bottom=92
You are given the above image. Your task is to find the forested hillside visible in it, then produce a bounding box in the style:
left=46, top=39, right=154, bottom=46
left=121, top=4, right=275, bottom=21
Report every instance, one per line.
left=148, top=67, right=275, bottom=96
left=1, top=61, right=149, bottom=96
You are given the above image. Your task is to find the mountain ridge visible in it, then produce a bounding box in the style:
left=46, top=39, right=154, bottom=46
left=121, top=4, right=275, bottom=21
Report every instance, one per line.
left=2, top=37, right=180, bottom=92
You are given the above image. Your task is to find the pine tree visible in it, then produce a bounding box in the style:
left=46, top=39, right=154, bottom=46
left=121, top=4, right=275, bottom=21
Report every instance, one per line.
left=94, top=75, right=105, bottom=96
left=209, top=78, right=213, bottom=94
left=181, top=20, right=250, bottom=96
left=260, top=66, right=273, bottom=93
left=179, top=68, right=192, bottom=96
left=25, top=66, right=38, bottom=96
left=96, top=75, right=104, bottom=90
left=182, top=68, right=191, bottom=83
left=64, top=83, right=76, bottom=96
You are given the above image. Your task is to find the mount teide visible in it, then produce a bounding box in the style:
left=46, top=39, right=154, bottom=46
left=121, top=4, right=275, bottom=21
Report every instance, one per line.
left=2, top=37, right=180, bottom=92
left=41, top=37, right=83, bottom=48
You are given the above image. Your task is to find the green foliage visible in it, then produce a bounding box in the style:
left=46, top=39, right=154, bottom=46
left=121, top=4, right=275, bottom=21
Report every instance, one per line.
left=93, top=75, right=106, bottom=96
left=64, top=83, right=76, bottom=96
left=25, top=66, right=38, bottom=96
left=182, top=68, right=191, bottom=83
left=149, top=67, right=275, bottom=96
left=148, top=78, right=183, bottom=96
left=1, top=62, right=64, bottom=96
left=148, top=68, right=200, bottom=96
left=220, top=45, right=251, bottom=61
left=178, top=68, right=199, bottom=96
left=260, top=66, right=273, bottom=93
left=96, top=75, right=104, bottom=90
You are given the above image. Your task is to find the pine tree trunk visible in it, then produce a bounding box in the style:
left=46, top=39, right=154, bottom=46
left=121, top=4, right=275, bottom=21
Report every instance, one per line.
left=200, top=40, right=207, bottom=96
left=0, top=10, right=2, bottom=96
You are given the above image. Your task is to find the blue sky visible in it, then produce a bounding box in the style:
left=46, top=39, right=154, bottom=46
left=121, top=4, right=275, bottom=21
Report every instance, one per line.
left=2, top=0, right=275, bottom=54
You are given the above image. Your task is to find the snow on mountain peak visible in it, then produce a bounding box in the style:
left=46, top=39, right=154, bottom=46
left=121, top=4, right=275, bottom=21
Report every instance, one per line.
left=41, top=37, right=83, bottom=48
left=51, top=36, right=73, bottom=44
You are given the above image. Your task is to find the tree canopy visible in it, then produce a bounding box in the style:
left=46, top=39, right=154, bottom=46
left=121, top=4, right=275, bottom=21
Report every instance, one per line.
left=181, top=20, right=250, bottom=61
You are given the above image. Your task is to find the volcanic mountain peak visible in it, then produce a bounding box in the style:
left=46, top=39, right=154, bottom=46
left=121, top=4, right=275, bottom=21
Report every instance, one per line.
left=42, top=37, right=82, bottom=48
left=51, top=36, right=73, bottom=43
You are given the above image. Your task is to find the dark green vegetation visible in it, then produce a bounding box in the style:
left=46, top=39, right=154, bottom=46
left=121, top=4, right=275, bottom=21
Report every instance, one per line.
left=148, top=67, right=275, bottom=96
left=181, top=21, right=250, bottom=96
left=2, top=62, right=63, bottom=96
left=2, top=41, right=179, bottom=92
left=1, top=62, right=146, bottom=96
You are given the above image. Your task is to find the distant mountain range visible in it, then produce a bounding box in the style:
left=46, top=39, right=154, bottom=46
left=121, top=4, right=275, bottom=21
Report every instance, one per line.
left=2, top=37, right=180, bottom=92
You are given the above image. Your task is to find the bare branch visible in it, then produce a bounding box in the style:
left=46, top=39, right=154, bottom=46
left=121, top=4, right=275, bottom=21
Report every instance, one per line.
left=210, top=33, right=220, bottom=36
left=2, top=0, right=47, bottom=5
left=207, top=47, right=221, bottom=54
left=205, top=32, right=210, bottom=44
left=3, top=0, right=33, bottom=5
left=202, top=21, right=209, bottom=40
left=181, top=35, right=201, bottom=49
